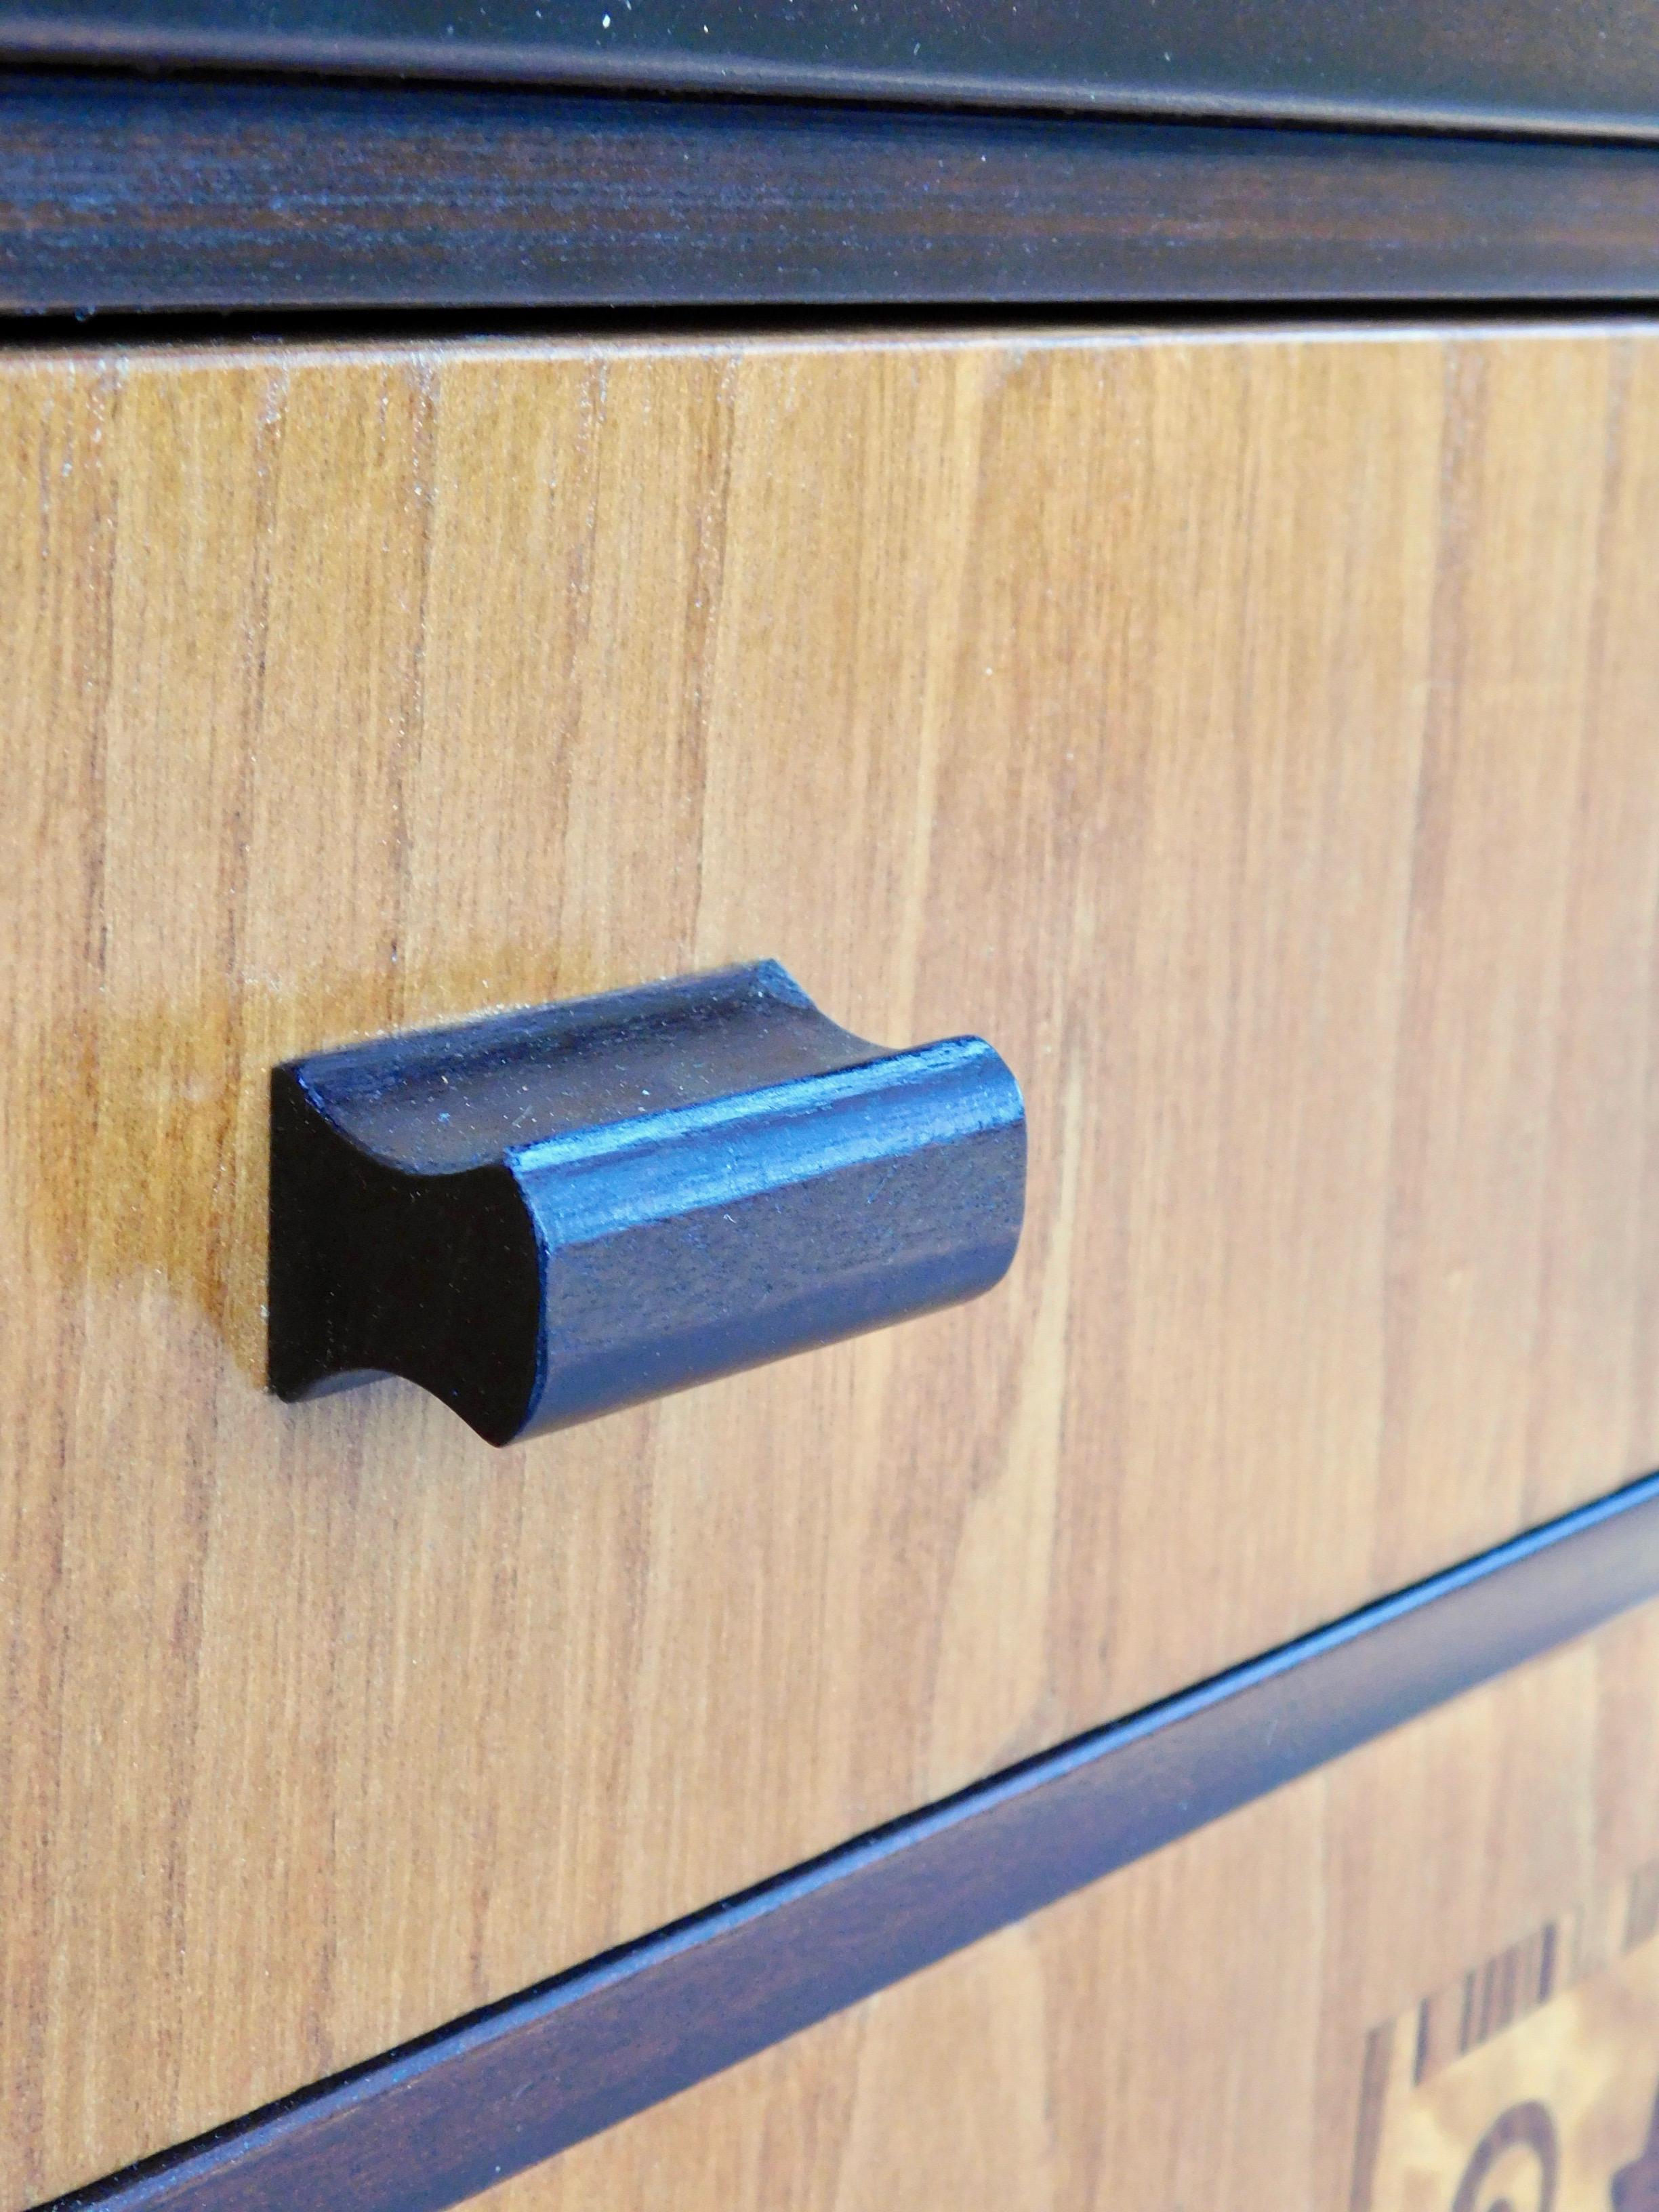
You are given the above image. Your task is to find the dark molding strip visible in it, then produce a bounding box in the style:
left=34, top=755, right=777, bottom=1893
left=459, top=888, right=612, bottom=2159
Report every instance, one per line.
left=9, top=73, right=1659, bottom=314
left=1, top=0, right=1658, bottom=144
left=41, top=1466, right=1659, bottom=2212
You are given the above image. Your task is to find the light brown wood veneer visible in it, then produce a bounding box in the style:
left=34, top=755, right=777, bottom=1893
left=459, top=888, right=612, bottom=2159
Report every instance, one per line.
left=3, top=323, right=1659, bottom=2202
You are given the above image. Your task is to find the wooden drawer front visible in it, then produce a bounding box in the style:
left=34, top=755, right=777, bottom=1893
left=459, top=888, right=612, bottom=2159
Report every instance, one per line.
left=470, top=1597, right=1659, bottom=2212
left=4, top=323, right=1658, bottom=2204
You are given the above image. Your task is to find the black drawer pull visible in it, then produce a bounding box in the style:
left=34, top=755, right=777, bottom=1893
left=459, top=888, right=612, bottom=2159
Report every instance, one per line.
left=268, top=961, right=1025, bottom=1446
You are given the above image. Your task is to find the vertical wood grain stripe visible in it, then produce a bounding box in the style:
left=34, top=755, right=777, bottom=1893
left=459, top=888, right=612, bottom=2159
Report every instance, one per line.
left=40, top=1467, right=1659, bottom=2212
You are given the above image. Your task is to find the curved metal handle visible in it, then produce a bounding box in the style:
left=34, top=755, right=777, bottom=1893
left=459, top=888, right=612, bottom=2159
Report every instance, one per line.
left=268, top=961, right=1025, bottom=1445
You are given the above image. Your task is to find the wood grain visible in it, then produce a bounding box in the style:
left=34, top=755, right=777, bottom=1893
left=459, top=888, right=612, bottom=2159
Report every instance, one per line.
left=464, top=1595, right=1659, bottom=2212
left=4, top=323, right=1659, bottom=2203
left=12, top=73, right=1659, bottom=314
left=39, top=1474, right=1659, bottom=2212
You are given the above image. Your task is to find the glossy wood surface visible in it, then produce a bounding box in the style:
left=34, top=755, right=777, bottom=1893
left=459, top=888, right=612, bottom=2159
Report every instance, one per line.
left=4, top=323, right=1659, bottom=2203
left=7, top=0, right=1659, bottom=137
left=469, top=1599, right=1659, bottom=2212
left=11, top=75, right=1659, bottom=314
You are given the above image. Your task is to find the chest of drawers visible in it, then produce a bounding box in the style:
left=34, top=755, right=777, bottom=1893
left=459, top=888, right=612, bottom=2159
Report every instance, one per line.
left=5, top=66, right=1659, bottom=2212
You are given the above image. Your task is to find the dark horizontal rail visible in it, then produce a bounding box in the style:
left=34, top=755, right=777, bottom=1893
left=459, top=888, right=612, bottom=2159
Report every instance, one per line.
left=8, top=73, right=1659, bottom=314
left=1, top=0, right=1658, bottom=142
left=42, top=1466, right=1659, bottom=2212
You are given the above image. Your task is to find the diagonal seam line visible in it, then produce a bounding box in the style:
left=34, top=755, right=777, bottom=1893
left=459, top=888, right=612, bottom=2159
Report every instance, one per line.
left=41, top=1462, right=1659, bottom=2212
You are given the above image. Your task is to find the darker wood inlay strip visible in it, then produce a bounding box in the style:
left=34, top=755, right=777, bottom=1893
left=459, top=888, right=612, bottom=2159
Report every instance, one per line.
left=8, top=73, right=1659, bottom=315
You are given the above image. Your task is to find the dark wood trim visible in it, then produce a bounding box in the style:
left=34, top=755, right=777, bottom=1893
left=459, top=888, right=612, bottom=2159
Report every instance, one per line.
left=8, top=73, right=1659, bottom=315
left=1, top=0, right=1658, bottom=144
left=41, top=1467, right=1659, bottom=2212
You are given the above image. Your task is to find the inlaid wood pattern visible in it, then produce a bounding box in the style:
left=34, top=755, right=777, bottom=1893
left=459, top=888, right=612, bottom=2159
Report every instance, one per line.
left=472, top=1601, right=1659, bottom=2212
left=4, top=323, right=1659, bottom=2204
